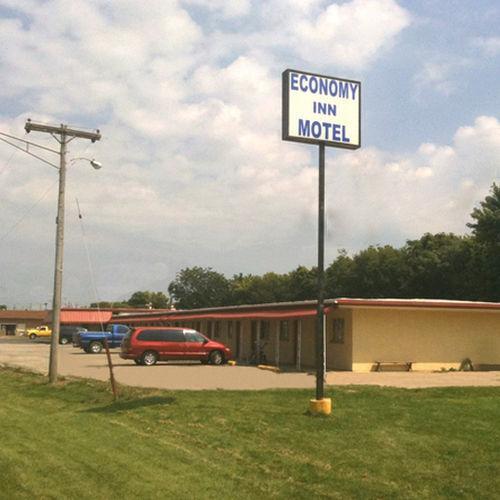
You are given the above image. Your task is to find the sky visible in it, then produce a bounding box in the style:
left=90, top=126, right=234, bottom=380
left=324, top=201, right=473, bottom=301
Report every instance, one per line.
left=0, top=0, right=499, bottom=308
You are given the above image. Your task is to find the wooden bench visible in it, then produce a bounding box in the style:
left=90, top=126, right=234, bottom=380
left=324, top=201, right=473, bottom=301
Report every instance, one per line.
left=374, top=361, right=413, bottom=372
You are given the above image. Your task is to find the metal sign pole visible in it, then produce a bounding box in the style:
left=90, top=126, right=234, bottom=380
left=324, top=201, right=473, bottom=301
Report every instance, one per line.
left=316, top=143, right=326, bottom=400
left=282, top=69, right=360, bottom=415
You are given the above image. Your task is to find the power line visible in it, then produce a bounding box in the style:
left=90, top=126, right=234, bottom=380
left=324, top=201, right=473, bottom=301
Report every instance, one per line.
left=0, top=179, right=59, bottom=242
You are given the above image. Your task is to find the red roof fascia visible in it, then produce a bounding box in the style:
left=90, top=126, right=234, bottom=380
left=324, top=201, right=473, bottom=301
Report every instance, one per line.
left=0, top=311, right=48, bottom=320
left=119, top=307, right=329, bottom=323
left=60, top=311, right=113, bottom=324
left=335, top=298, right=500, bottom=311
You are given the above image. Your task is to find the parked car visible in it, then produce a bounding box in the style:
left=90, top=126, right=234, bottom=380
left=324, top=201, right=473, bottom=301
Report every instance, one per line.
left=59, top=326, right=87, bottom=345
left=27, top=325, right=52, bottom=340
left=74, top=324, right=130, bottom=354
left=120, top=327, right=232, bottom=366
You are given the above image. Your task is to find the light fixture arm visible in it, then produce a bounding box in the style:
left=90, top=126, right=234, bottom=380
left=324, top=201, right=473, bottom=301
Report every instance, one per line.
left=70, top=157, right=102, bottom=170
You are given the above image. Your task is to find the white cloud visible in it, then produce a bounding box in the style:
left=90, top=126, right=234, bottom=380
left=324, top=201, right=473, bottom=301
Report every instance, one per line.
left=471, top=36, right=500, bottom=56
left=182, top=0, right=251, bottom=18
left=324, top=115, right=500, bottom=251
left=413, top=59, right=472, bottom=96
left=2, top=1, right=497, bottom=307
left=292, top=0, right=411, bottom=69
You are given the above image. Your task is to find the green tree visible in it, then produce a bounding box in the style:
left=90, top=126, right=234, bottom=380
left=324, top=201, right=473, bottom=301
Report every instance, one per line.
left=230, top=272, right=295, bottom=305
left=127, top=291, right=170, bottom=309
left=466, top=183, right=500, bottom=300
left=467, top=183, right=500, bottom=245
left=403, top=233, right=479, bottom=300
left=0, top=304, right=7, bottom=310
left=90, top=301, right=130, bottom=308
left=168, top=267, right=231, bottom=309
left=326, top=246, right=408, bottom=298
left=287, top=266, right=317, bottom=301
left=326, top=250, right=355, bottom=297
left=90, top=301, right=112, bottom=308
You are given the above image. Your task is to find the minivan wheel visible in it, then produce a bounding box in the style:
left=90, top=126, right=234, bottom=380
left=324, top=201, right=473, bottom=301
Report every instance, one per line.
left=89, top=341, right=103, bottom=354
left=209, top=350, right=224, bottom=366
left=29, top=334, right=37, bottom=340
left=60, top=337, right=69, bottom=345
left=142, top=351, right=158, bottom=366
left=134, top=359, right=142, bottom=366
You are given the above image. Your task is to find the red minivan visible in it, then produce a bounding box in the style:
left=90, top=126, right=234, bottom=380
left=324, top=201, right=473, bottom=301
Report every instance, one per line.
left=120, top=327, right=232, bottom=366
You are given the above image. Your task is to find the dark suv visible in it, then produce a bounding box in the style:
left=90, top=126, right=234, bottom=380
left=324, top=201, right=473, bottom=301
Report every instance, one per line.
left=59, top=326, right=87, bottom=345
left=120, top=327, right=232, bottom=366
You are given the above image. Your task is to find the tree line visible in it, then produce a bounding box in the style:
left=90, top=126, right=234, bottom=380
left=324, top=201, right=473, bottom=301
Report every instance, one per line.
left=92, top=183, right=499, bottom=310
left=90, top=290, right=170, bottom=309
left=168, top=183, right=500, bottom=309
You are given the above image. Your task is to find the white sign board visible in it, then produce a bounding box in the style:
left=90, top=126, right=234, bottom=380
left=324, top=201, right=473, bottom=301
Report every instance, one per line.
left=282, top=69, right=361, bottom=149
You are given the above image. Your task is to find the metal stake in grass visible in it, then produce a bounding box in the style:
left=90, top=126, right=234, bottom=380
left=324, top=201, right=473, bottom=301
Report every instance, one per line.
left=103, top=338, right=118, bottom=400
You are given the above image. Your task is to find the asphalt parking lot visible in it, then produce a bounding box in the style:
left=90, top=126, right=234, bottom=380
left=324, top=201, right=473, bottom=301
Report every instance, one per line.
left=1, top=337, right=500, bottom=390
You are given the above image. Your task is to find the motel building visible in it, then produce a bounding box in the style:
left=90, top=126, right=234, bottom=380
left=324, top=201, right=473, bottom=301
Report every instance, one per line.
left=114, top=298, right=500, bottom=372
left=1, top=299, right=498, bottom=373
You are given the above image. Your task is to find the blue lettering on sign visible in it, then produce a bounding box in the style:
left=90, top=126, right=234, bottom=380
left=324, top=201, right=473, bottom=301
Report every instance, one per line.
left=313, top=101, right=337, bottom=116
left=349, top=82, right=358, bottom=100
left=322, top=122, right=332, bottom=139
left=342, top=126, right=350, bottom=143
left=299, top=74, right=308, bottom=92
left=309, top=76, right=318, bottom=94
left=290, top=73, right=359, bottom=101
left=298, top=119, right=310, bottom=136
left=297, top=119, right=351, bottom=143
left=319, top=78, right=328, bottom=95
left=329, top=80, right=338, bottom=97
left=311, top=121, right=321, bottom=138
left=332, top=124, right=341, bottom=141
left=338, top=82, right=349, bottom=99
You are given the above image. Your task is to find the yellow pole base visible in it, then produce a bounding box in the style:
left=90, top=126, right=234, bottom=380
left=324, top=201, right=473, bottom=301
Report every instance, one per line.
left=309, top=398, right=332, bottom=415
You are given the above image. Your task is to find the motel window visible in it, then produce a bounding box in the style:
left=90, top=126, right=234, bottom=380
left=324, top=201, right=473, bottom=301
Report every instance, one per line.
left=214, top=321, right=220, bottom=338
left=331, top=318, right=345, bottom=344
left=227, top=322, right=233, bottom=340
left=195, top=321, right=201, bottom=332
left=279, top=320, right=289, bottom=341
left=206, top=321, right=213, bottom=338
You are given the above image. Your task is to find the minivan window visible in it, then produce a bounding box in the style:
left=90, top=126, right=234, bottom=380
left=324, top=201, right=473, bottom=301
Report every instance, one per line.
left=162, top=329, right=185, bottom=342
left=137, top=330, right=162, bottom=342
left=137, top=329, right=185, bottom=342
left=185, top=331, right=206, bottom=343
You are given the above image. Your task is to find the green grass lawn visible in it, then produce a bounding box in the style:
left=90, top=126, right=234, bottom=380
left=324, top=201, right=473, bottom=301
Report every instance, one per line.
left=0, top=367, right=499, bottom=499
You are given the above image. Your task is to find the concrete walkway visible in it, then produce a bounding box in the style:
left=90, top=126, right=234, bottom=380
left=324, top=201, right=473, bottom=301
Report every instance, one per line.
left=1, top=341, right=499, bottom=390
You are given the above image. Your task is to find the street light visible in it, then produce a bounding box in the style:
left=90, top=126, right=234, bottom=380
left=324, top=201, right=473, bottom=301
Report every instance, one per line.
left=71, top=157, right=102, bottom=170
left=1, top=123, right=101, bottom=382
left=44, top=154, right=102, bottom=384
left=23, top=121, right=101, bottom=383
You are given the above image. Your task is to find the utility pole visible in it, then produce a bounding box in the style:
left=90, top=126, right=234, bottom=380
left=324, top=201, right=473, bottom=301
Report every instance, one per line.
left=24, top=120, right=101, bottom=383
